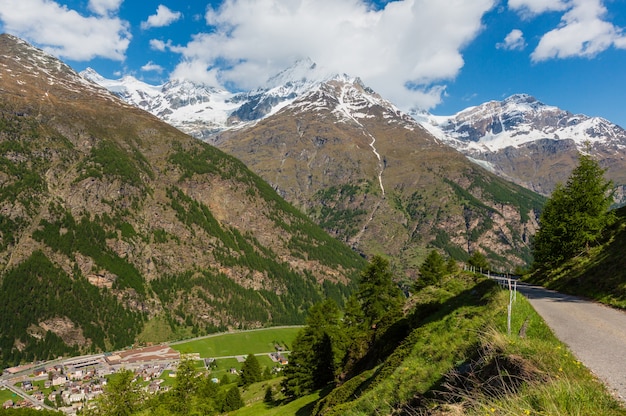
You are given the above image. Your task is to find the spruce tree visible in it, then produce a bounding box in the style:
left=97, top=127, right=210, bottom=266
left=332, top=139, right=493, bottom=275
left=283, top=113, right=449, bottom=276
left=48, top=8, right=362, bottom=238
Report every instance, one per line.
left=282, top=299, right=344, bottom=397
left=533, top=152, right=614, bottom=267
left=221, top=386, right=244, bottom=412
left=282, top=330, right=315, bottom=397
left=418, top=250, right=446, bottom=287
left=262, top=365, right=272, bottom=380
left=264, top=385, right=274, bottom=404
left=356, top=255, right=404, bottom=330
left=468, top=250, right=489, bottom=271
left=240, top=353, right=262, bottom=387
left=168, top=358, right=198, bottom=414
left=341, top=294, right=368, bottom=364
left=88, top=369, right=143, bottom=416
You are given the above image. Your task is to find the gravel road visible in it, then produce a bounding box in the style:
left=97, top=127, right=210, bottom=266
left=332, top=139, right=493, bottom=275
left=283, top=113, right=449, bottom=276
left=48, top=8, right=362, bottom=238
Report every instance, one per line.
left=518, top=283, right=626, bottom=403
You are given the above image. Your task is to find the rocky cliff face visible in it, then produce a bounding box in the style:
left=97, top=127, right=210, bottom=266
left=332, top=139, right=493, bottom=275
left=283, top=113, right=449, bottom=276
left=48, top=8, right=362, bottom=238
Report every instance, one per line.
left=0, top=34, right=364, bottom=364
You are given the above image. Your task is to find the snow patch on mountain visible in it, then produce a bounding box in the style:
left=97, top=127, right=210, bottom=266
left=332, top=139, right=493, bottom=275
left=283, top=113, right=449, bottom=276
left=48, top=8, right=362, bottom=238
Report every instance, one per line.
left=81, top=58, right=348, bottom=139
left=418, top=94, right=626, bottom=154
left=82, top=59, right=423, bottom=141
left=81, top=68, right=240, bottom=137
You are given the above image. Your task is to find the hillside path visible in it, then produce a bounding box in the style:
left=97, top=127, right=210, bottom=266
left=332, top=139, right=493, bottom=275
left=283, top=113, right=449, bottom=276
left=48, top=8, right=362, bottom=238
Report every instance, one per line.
left=517, top=283, right=626, bottom=403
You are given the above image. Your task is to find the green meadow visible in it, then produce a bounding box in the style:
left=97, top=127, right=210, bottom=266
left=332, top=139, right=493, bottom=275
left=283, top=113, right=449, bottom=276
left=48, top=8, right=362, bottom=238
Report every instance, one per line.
left=0, top=388, right=18, bottom=403
left=170, top=326, right=302, bottom=358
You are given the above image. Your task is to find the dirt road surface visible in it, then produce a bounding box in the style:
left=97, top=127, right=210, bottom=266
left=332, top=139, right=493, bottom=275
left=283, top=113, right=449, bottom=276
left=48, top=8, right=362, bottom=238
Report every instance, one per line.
left=518, top=283, right=626, bottom=403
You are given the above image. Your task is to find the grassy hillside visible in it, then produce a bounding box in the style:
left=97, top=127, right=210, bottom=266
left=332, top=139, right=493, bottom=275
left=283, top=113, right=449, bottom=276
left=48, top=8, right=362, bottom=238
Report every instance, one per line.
left=50, top=271, right=624, bottom=416
left=527, top=205, right=626, bottom=309
left=231, top=273, right=624, bottom=415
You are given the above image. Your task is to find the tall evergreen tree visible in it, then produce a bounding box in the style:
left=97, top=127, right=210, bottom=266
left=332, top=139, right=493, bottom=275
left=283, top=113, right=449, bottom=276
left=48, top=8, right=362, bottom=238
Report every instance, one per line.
left=221, top=386, right=244, bottom=412
left=340, top=294, right=368, bottom=367
left=468, top=250, right=490, bottom=271
left=168, top=358, right=198, bottom=414
left=356, top=255, right=404, bottom=330
left=313, top=332, right=336, bottom=387
left=282, top=299, right=344, bottom=397
left=418, top=250, right=446, bottom=287
left=446, top=257, right=459, bottom=274
left=87, top=369, right=144, bottom=416
left=264, top=385, right=274, bottom=404
left=240, top=353, right=262, bottom=387
left=282, top=329, right=316, bottom=398
left=533, top=152, right=614, bottom=267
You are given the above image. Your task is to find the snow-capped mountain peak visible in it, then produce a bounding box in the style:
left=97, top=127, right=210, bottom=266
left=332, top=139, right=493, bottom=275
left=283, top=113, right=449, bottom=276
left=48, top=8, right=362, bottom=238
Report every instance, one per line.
left=264, top=57, right=332, bottom=89
left=80, top=67, right=107, bottom=84
left=415, top=93, right=626, bottom=200
left=81, top=59, right=352, bottom=139
left=423, top=94, right=626, bottom=153
left=80, top=68, right=240, bottom=138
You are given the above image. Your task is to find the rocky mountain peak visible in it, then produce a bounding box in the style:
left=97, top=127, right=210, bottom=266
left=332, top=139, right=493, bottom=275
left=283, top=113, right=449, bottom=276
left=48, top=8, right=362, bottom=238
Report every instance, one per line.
left=418, top=94, right=626, bottom=200
left=0, top=34, right=123, bottom=106
left=264, top=57, right=327, bottom=89
left=429, top=94, right=625, bottom=152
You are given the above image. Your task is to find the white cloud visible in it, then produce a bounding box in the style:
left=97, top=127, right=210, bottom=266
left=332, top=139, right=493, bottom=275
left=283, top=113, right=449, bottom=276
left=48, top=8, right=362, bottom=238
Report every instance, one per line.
left=141, top=61, right=164, bottom=73
left=167, top=0, right=495, bottom=111
left=150, top=39, right=170, bottom=52
left=529, top=0, right=626, bottom=61
left=141, top=5, right=182, bottom=30
left=508, top=0, right=568, bottom=17
left=497, top=29, right=526, bottom=50
left=88, top=0, right=123, bottom=16
left=0, top=0, right=130, bottom=61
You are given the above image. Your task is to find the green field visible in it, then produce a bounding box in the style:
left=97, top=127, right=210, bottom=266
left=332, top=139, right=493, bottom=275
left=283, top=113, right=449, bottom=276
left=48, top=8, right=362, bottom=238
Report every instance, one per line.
left=170, top=326, right=302, bottom=358
left=0, top=388, right=18, bottom=403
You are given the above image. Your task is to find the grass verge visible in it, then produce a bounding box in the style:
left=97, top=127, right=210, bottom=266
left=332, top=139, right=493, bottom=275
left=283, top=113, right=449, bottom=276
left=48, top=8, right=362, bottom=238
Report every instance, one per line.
left=430, top=289, right=626, bottom=415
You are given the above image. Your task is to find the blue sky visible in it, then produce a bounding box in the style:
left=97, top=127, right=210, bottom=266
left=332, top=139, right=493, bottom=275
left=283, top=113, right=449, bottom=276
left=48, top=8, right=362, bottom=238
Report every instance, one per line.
left=2, top=0, right=626, bottom=126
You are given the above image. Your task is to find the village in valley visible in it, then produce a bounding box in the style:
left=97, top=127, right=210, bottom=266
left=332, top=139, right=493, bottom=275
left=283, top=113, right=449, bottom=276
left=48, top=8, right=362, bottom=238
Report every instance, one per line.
left=1, top=342, right=290, bottom=415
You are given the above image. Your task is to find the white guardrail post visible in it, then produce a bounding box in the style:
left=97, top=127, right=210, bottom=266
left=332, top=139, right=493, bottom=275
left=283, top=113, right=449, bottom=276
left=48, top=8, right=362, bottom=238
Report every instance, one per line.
left=484, top=272, right=517, bottom=336
left=475, top=269, right=518, bottom=336
left=507, top=278, right=513, bottom=336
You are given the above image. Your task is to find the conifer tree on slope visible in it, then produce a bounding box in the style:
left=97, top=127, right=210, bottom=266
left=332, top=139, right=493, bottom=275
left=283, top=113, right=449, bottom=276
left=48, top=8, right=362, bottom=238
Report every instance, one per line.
left=533, top=151, right=614, bottom=267
left=240, top=353, right=262, bottom=387
left=282, top=298, right=343, bottom=397
left=418, top=250, right=446, bottom=287
left=356, top=255, right=404, bottom=331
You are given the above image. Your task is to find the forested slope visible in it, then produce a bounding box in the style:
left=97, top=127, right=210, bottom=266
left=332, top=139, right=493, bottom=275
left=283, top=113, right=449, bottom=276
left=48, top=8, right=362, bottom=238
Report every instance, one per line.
left=0, top=34, right=365, bottom=367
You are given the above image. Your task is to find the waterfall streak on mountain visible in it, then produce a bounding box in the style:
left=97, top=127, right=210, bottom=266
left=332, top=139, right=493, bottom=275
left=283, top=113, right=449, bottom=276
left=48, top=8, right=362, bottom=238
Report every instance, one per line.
left=336, top=86, right=385, bottom=196
left=366, top=132, right=385, bottom=196
left=349, top=200, right=382, bottom=248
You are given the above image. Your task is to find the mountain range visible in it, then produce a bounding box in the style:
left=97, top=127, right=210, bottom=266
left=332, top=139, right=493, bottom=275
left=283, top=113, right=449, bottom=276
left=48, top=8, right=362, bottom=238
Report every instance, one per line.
left=212, top=73, right=546, bottom=273
left=87, top=52, right=626, bottom=274
left=82, top=63, right=548, bottom=271
left=417, top=94, right=626, bottom=202
left=84, top=68, right=626, bottom=206
left=82, top=57, right=626, bottom=272
left=0, top=34, right=365, bottom=365
left=80, top=57, right=333, bottom=141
